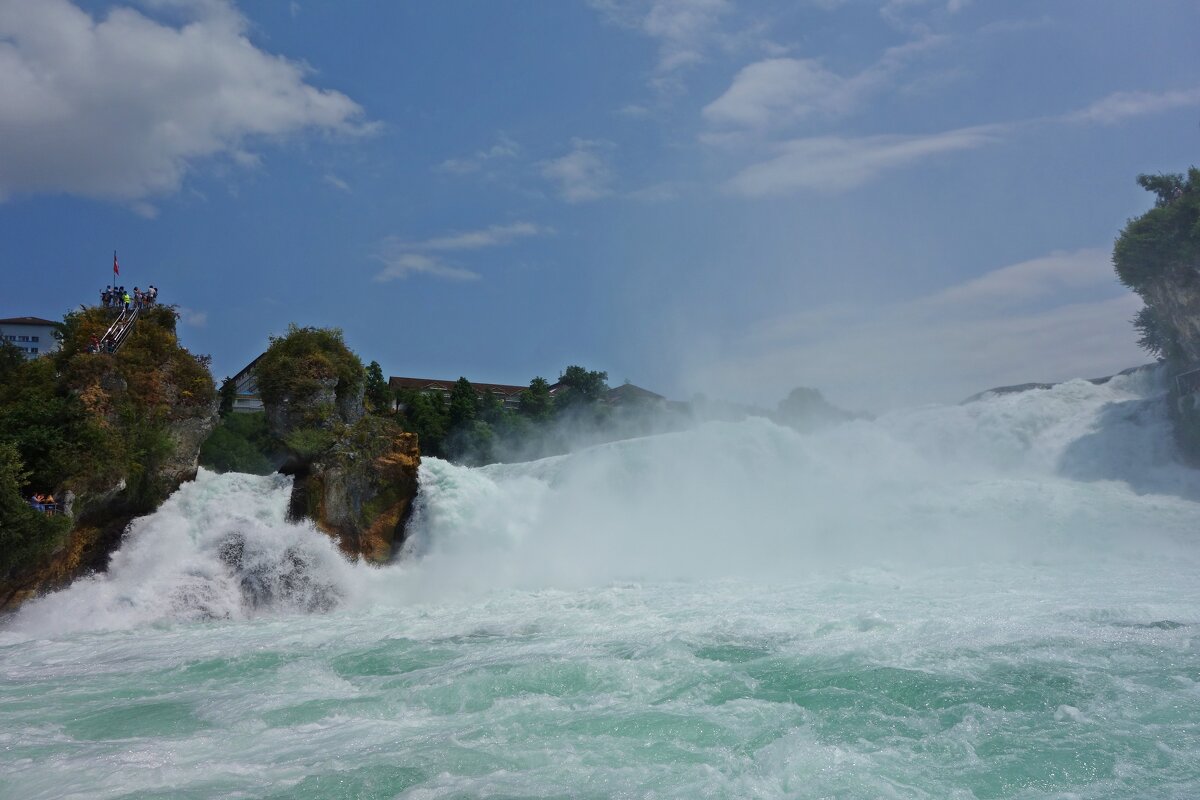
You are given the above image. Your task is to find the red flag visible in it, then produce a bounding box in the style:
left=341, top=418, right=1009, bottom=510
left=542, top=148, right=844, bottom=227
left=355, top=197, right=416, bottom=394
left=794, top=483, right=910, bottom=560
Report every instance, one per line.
left=113, top=251, right=119, bottom=277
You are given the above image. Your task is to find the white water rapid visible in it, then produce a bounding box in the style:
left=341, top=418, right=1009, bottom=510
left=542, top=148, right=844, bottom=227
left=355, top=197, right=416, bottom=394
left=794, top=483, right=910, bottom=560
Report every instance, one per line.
left=2, top=369, right=1199, bottom=798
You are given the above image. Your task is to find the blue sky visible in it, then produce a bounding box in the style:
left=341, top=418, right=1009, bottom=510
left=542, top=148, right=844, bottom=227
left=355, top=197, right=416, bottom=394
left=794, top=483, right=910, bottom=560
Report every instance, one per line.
left=1, top=0, right=1197, bottom=410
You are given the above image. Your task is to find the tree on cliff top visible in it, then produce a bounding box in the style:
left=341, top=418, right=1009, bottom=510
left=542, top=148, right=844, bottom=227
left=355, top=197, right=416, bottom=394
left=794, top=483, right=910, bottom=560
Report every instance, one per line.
left=364, top=360, right=391, bottom=413
left=555, top=365, right=608, bottom=410
left=1114, top=168, right=1200, bottom=293
left=255, top=325, right=364, bottom=406
left=1113, top=167, right=1200, bottom=360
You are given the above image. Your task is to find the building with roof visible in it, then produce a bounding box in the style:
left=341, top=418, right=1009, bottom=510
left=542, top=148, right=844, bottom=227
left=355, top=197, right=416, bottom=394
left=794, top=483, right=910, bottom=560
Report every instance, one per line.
left=605, top=382, right=665, bottom=406
left=228, top=354, right=265, bottom=413
left=0, top=317, right=59, bottom=359
left=389, top=376, right=553, bottom=410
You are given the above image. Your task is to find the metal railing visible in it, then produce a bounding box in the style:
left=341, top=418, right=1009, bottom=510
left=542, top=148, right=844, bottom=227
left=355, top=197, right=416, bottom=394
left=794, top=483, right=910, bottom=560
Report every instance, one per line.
left=98, top=307, right=139, bottom=353
left=1175, top=367, right=1200, bottom=397
left=27, top=499, right=64, bottom=516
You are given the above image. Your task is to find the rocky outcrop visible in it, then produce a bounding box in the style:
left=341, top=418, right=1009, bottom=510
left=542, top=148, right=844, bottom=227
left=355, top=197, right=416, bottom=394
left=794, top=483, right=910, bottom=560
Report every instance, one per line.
left=1153, top=277, right=1200, bottom=464
left=288, top=416, right=420, bottom=562
left=265, top=377, right=365, bottom=442
left=259, top=382, right=417, bottom=563
left=1143, top=272, right=1200, bottom=366
left=1, top=369, right=219, bottom=611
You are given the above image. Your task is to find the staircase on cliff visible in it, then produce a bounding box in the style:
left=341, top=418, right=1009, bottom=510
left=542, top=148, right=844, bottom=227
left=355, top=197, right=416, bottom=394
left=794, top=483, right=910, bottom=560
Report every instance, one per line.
left=100, top=307, right=139, bottom=353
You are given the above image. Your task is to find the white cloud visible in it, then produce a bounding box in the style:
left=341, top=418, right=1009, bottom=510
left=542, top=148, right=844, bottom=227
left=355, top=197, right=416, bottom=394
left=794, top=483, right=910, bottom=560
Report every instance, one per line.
left=323, top=173, right=350, bottom=192
left=880, top=0, right=969, bottom=32
left=726, top=126, right=997, bottom=195
left=589, top=0, right=732, bottom=91
left=0, top=0, right=369, bottom=205
left=372, top=221, right=550, bottom=282
left=540, top=139, right=614, bottom=203
left=703, top=35, right=946, bottom=132
left=704, top=58, right=849, bottom=128
left=373, top=252, right=480, bottom=283
left=416, top=222, right=549, bottom=251
left=685, top=248, right=1145, bottom=411
left=923, top=248, right=1115, bottom=308
left=1065, top=88, right=1200, bottom=126
left=436, top=134, right=520, bottom=174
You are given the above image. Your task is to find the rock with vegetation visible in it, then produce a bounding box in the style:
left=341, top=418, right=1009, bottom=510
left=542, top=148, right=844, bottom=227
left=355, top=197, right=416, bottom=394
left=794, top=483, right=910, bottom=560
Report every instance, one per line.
left=199, top=410, right=277, bottom=475
left=254, top=325, right=420, bottom=561
left=0, top=305, right=217, bottom=609
left=291, top=415, right=420, bottom=562
left=1113, top=168, right=1200, bottom=462
left=255, top=325, right=365, bottom=462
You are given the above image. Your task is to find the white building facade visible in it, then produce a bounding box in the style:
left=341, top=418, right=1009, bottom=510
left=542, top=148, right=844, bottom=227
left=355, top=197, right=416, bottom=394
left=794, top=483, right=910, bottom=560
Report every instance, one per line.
left=0, top=317, right=59, bottom=359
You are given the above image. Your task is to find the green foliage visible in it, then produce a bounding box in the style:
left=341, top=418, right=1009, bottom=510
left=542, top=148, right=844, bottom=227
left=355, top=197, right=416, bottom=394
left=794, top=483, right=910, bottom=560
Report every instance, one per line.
left=0, top=355, right=119, bottom=494
left=0, top=443, right=70, bottom=578
left=0, top=340, right=25, bottom=377
left=283, top=427, right=337, bottom=461
left=396, top=390, right=448, bottom=456
left=519, top=377, right=554, bottom=421
left=448, top=377, right=478, bottom=430
left=218, top=377, right=236, bottom=417
left=364, top=360, right=391, bottom=413
left=199, top=412, right=276, bottom=475
left=556, top=365, right=609, bottom=410
left=255, top=324, right=365, bottom=406
left=0, top=305, right=217, bottom=579
left=1132, top=306, right=1177, bottom=361
left=1113, top=168, right=1200, bottom=292
left=444, top=419, right=495, bottom=466
left=1136, top=173, right=1186, bottom=208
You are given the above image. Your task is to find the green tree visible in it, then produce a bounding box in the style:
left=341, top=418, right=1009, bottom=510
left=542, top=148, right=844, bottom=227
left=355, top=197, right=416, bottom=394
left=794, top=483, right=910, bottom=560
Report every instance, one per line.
left=1137, top=172, right=1186, bottom=208
left=364, top=360, right=391, bottom=413
left=199, top=412, right=276, bottom=474
left=0, top=340, right=25, bottom=379
left=448, top=377, right=478, bottom=430
left=254, top=325, right=365, bottom=407
left=1132, top=306, right=1176, bottom=360
left=218, top=376, right=236, bottom=417
left=1114, top=168, right=1200, bottom=293
left=556, top=365, right=609, bottom=410
left=0, top=443, right=70, bottom=577
left=399, top=390, right=448, bottom=456
left=519, top=376, right=554, bottom=421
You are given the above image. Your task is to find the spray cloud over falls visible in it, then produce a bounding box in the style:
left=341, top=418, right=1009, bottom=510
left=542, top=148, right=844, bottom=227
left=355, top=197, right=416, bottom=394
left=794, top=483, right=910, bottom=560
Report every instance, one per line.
left=9, top=367, right=1198, bottom=635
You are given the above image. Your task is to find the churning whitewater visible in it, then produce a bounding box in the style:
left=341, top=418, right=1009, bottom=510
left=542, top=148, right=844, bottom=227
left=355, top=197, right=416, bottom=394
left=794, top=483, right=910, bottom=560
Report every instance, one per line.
left=3, top=370, right=1200, bottom=799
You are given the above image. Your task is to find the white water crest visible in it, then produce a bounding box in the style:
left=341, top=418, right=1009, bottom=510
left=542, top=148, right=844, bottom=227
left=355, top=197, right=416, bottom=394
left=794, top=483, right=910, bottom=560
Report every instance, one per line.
left=3, top=368, right=1200, bottom=799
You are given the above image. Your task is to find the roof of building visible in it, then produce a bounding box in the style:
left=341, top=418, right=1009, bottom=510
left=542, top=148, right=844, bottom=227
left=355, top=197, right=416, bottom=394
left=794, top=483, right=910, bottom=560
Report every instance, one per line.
left=389, top=376, right=543, bottom=396
left=606, top=383, right=666, bottom=403
left=0, top=316, right=57, bottom=326
left=231, top=353, right=266, bottom=382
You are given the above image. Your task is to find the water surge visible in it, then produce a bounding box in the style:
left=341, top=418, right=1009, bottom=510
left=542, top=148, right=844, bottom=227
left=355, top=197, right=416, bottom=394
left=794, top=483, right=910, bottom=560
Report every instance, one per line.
left=2, top=369, right=1199, bottom=798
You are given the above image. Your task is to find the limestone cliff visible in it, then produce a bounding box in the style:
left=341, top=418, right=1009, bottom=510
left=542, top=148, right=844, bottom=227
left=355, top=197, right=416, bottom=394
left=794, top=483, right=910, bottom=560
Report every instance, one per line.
left=254, top=324, right=420, bottom=561
left=0, top=306, right=218, bottom=610
left=1113, top=168, right=1200, bottom=463
left=289, top=416, right=420, bottom=562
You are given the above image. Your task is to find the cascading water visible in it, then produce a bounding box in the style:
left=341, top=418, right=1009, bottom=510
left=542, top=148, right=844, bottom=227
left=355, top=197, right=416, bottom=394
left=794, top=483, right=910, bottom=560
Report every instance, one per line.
left=2, top=369, right=1199, bottom=799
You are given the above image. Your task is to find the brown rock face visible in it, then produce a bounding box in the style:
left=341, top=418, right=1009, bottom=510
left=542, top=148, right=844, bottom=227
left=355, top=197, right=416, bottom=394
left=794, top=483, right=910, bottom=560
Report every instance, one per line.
left=1144, top=274, right=1200, bottom=367
left=289, top=417, right=420, bottom=562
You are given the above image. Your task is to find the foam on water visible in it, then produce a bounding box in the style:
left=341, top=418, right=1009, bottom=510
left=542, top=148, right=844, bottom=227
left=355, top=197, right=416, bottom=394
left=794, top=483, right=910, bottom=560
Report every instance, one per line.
left=2, top=368, right=1199, bottom=798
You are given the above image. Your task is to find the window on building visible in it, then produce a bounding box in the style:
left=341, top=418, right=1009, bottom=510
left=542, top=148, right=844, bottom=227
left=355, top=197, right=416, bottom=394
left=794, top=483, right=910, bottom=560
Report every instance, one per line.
left=30, top=348, right=38, bottom=354
left=31, top=336, right=39, bottom=342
